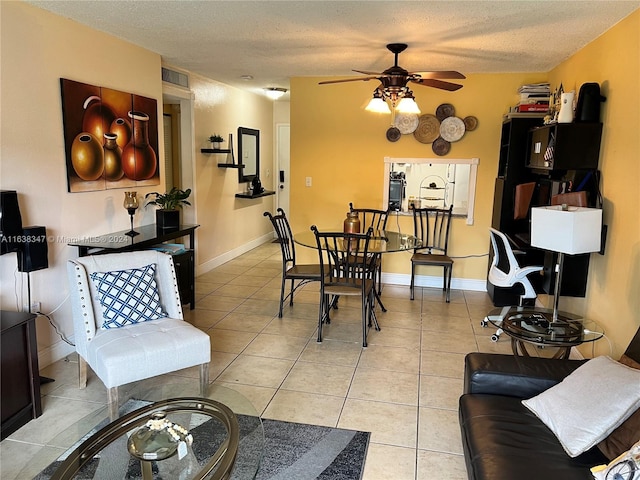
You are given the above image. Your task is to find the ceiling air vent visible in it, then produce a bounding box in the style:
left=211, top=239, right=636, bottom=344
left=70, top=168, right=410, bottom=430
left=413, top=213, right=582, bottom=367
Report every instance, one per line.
left=162, top=67, right=189, bottom=88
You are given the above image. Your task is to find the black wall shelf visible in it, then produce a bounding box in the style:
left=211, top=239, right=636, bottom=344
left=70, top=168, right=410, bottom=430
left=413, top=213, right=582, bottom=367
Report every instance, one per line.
left=235, top=190, right=276, bottom=199
left=201, top=148, right=231, bottom=154
left=217, top=163, right=242, bottom=169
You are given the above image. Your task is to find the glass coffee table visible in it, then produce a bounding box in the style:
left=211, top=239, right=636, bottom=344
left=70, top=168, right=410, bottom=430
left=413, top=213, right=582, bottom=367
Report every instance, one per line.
left=485, top=306, right=604, bottom=359
left=26, top=383, right=264, bottom=480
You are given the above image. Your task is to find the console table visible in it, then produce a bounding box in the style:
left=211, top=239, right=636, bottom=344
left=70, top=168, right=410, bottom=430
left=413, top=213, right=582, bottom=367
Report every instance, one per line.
left=1, top=310, right=42, bottom=440
left=68, top=224, right=198, bottom=309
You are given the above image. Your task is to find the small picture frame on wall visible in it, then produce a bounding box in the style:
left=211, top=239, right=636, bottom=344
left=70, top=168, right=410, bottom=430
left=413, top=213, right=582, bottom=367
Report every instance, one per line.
left=60, top=78, right=160, bottom=193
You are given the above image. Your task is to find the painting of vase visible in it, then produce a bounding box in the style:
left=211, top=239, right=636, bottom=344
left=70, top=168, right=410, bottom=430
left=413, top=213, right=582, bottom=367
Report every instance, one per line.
left=60, top=78, right=160, bottom=193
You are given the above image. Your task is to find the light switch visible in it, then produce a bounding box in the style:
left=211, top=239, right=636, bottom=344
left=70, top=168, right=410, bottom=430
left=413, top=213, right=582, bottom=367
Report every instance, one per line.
left=305, top=177, right=312, bottom=187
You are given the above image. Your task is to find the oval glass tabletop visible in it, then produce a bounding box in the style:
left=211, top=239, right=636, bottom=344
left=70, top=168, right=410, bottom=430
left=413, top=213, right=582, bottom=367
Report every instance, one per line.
left=294, top=229, right=421, bottom=253
left=23, top=383, right=264, bottom=480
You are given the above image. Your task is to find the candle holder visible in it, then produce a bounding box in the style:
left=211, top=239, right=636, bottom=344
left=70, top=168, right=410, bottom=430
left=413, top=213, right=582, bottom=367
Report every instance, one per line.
left=123, top=191, right=140, bottom=237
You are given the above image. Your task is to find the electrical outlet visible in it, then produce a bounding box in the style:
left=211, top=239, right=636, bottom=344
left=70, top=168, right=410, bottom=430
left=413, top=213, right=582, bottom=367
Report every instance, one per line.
left=305, top=177, right=312, bottom=187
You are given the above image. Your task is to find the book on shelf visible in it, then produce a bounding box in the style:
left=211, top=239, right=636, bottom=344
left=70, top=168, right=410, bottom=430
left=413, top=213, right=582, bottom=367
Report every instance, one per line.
left=517, top=104, right=550, bottom=113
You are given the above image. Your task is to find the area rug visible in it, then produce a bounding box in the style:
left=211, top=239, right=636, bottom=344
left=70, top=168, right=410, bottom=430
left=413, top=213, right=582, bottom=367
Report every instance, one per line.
left=34, top=400, right=370, bottom=480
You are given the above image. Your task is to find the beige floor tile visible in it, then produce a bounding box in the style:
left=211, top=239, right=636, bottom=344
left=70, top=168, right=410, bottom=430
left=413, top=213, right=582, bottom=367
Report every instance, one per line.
left=366, top=324, right=422, bottom=349
left=197, top=270, right=239, bottom=284
left=422, top=314, right=474, bottom=336
left=374, top=310, right=422, bottom=330
left=213, top=283, right=262, bottom=298
left=213, top=312, right=273, bottom=332
left=216, top=354, right=293, bottom=388
left=243, top=266, right=282, bottom=278
left=227, top=274, right=273, bottom=287
left=362, top=443, right=416, bottom=480
left=421, top=350, right=466, bottom=378
left=233, top=297, right=281, bottom=316
left=184, top=308, right=227, bottom=329
left=378, top=297, right=423, bottom=314
left=208, top=351, right=238, bottom=380
left=418, top=407, right=463, bottom=454
left=421, top=301, right=470, bottom=318
left=321, top=321, right=367, bottom=344
left=1, top=441, right=65, bottom=480
left=262, top=390, right=344, bottom=427
left=417, top=450, right=467, bottom=480
left=211, top=263, right=251, bottom=275
left=421, top=330, right=478, bottom=355
left=339, top=398, right=418, bottom=448
left=280, top=301, right=321, bottom=320
left=419, top=375, right=463, bottom=410
left=262, top=316, right=318, bottom=338
left=195, top=294, right=245, bottom=312
left=281, top=361, right=355, bottom=397
left=299, top=338, right=363, bottom=366
left=194, top=280, right=223, bottom=296
left=378, top=284, right=411, bottom=299
left=249, top=286, right=283, bottom=301
left=358, top=344, right=420, bottom=373
left=207, top=328, right=258, bottom=353
left=243, top=333, right=309, bottom=360
left=210, top=382, right=276, bottom=416
left=422, top=287, right=466, bottom=304
left=463, top=290, right=494, bottom=306
left=349, top=368, right=419, bottom=405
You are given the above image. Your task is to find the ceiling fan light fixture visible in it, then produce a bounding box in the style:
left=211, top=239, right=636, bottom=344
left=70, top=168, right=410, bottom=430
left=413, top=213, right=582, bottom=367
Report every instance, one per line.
left=264, top=87, right=287, bottom=100
left=396, top=96, right=421, bottom=114
left=365, top=90, right=391, bottom=113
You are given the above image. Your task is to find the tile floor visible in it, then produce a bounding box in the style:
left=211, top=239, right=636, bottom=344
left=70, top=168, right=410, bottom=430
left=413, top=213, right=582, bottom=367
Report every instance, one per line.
left=1, top=242, right=517, bottom=480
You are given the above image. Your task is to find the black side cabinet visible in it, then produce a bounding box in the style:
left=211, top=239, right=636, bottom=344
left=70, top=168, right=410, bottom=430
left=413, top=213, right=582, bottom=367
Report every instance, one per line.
left=171, top=249, right=195, bottom=308
left=1, top=311, right=42, bottom=440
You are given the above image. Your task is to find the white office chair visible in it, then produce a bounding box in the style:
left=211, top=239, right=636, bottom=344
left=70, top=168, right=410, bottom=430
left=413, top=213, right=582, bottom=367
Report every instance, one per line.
left=67, top=250, right=210, bottom=419
left=482, top=228, right=543, bottom=341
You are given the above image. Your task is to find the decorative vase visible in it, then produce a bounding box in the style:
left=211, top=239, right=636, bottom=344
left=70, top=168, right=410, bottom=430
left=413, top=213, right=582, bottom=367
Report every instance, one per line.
left=212, top=141, right=221, bottom=149
left=82, top=96, right=116, bottom=144
left=558, top=92, right=575, bottom=123
left=122, top=111, right=157, bottom=180
left=110, top=117, right=132, bottom=149
left=103, top=133, right=124, bottom=181
left=156, top=209, right=180, bottom=232
left=343, top=211, right=361, bottom=234
left=71, top=132, right=104, bottom=181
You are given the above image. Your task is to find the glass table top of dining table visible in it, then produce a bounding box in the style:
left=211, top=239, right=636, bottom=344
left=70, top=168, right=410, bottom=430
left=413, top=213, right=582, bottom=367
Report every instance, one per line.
left=294, top=229, right=421, bottom=253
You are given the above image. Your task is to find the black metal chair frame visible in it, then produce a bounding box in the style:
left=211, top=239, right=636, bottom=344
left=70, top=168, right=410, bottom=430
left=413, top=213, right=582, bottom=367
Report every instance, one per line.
left=264, top=208, right=321, bottom=318
left=348, top=203, right=389, bottom=310
left=311, top=225, right=379, bottom=347
left=410, top=205, right=454, bottom=302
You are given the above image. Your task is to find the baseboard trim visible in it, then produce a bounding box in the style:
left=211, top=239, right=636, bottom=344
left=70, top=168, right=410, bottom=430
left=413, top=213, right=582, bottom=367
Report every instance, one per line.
left=381, top=272, right=487, bottom=292
left=196, top=232, right=274, bottom=275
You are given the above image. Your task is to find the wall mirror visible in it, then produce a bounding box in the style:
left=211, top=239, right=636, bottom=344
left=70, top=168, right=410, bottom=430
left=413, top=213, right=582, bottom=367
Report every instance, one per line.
left=383, top=157, right=479, bottom=225
left=238, top=127, right=259, bottom=183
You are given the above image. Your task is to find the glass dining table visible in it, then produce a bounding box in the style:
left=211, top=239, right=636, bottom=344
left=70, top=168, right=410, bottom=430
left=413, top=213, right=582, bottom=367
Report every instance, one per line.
left=294, top=229, right=421, bottom=311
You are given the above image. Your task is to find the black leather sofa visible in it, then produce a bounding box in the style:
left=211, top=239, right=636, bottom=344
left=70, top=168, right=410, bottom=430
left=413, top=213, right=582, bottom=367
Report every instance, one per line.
left=458, top=353, right=608, bottom=480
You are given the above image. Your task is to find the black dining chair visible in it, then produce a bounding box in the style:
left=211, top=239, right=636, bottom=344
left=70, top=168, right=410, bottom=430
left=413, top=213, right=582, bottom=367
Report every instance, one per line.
left=264, top=208, right=322, bottom=318
left=311, top=225, right=379, bottom=347
left=409, top=205, right=454, bottom=302
left=348, top=203, right=389, bottom=298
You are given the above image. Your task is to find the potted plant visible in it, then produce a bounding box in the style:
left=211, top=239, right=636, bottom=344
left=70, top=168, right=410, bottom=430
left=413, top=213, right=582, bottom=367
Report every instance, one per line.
left=209, top=134, right=224, bottom=149
left=145, top=187, right=191, bottom=231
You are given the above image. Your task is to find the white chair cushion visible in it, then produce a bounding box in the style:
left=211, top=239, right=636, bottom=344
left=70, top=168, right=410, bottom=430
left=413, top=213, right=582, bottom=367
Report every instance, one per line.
left=86, top=317, right=211, bottom=388
left=90, top=263, right=167, bottom=329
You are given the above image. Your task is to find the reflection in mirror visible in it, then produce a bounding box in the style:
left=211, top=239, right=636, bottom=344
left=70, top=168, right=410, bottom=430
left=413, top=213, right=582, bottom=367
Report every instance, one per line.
left=238, top=127, right=259, bottom=183
left=383, top=157, right=479, bottom=225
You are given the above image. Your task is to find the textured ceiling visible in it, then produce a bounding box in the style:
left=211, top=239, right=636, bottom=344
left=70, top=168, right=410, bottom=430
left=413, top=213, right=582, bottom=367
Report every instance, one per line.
left=28, top=1, right=640, bottom=96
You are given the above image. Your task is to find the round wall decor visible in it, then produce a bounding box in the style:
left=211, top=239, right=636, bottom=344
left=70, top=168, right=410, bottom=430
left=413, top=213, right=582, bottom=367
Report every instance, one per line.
left=435, top=103, right=455, bottom=121
left=413, top=114, right=440, bottom=144
left=440, top=116, right=465, bottom=142
left=432, top=137, right=451, bottom=156
left=394, top=113, right=420, bottom=134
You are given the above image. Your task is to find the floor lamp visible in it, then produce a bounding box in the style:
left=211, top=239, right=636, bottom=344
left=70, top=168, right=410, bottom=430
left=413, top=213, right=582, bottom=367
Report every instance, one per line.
left=530, top=205, right=602, bottom=322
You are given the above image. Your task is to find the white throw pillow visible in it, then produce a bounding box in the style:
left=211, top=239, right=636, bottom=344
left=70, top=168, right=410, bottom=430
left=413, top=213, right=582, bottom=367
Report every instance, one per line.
left=522, top=356, right=640, bottom=457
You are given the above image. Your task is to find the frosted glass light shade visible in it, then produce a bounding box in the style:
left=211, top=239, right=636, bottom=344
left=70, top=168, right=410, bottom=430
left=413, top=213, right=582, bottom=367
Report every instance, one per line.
left=531, top=206, right=602, bottom=254
left=396, top=97, right=421, bottom=114
left=365, top=97, right=391, bottom=113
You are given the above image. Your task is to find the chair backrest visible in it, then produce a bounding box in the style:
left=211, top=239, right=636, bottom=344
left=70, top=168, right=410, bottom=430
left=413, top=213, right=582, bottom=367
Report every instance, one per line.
left=488, top=227, right=520, bottom=276
left=551, top=191, right=588, bottom=207
left=264, top=208, right=297, bottom=270
left=348, top=203, right=389, bottom=232
left=411, top=205, right=453, bottom=255
left=311, top=226, right=373, bottom=290
left=67, top=250, right=182, bottom=358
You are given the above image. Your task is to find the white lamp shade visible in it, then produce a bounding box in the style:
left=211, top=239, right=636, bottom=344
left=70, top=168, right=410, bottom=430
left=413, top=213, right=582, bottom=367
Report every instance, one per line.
left=531, top=206, right=602, bottom=254
left=365, top=97, right=391, bottom=113
left=396, top=97, right=421, bottom=114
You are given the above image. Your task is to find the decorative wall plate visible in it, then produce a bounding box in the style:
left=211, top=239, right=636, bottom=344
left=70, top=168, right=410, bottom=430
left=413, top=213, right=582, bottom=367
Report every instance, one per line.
left=386, top=126, right=401, bottom=142
left=432, top=137, right=451, bottom=156
left=394, top=113, right=420, bottom=134
left=463, top=115, right=478, bottom=131
left=435, top=103, right=455, bottom=121
left=413, top=114, right=440, bottom=144
left=440, top=116, right=465, bottom=142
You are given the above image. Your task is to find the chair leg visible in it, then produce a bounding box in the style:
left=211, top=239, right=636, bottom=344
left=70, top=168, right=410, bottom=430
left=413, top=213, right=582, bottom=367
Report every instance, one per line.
left=410, top=262, right=416, bottom=300
left=445, top=266, right=452, bottom=303
left=78, top=356, right=88, bottom=389
left=317, top=292, right=326, bottom=343
left=108, top=387, right=118, bottom=421
left=362, top=294, right=368, bottom=348
left=289, top=279, right=295, bottom=306
left=278, top=275, right=286, bottom=318
left=199, top=363, right=209, bottom=396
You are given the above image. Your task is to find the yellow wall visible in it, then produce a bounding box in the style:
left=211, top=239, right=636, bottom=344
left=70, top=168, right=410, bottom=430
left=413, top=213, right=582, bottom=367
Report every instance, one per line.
left=548, top=10, right=640, bottom=358
left=289, top=73, right=549, bottom=279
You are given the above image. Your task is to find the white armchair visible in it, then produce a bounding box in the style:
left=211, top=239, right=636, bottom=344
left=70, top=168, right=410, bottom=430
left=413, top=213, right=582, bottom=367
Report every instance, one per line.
left=67, top=250, right=210, bottom=419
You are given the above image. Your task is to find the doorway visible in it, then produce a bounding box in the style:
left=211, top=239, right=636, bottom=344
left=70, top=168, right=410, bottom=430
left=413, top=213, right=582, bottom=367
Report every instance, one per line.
left=276, top=123, right=290, bottom=214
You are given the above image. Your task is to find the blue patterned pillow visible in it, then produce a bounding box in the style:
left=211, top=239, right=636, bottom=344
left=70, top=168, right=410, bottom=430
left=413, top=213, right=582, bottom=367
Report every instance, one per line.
left=90, top=263, right=167, bottom=329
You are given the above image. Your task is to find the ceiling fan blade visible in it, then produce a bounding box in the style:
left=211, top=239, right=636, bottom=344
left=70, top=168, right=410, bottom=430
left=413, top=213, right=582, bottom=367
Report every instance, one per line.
left=412, top=78, right=463, bottom=91
left=410, top=70, right=466, bottom=80
left=353, top=69, right=385, bottom=76
left=319, top=76, right=379, bottom=85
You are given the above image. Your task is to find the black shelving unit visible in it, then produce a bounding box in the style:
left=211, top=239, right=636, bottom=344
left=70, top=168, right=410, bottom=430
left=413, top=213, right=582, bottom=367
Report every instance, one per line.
left=235, top=190, right=276, bottom=199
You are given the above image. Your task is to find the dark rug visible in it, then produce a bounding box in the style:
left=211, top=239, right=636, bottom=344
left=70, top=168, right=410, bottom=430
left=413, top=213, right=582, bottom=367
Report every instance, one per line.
left=34, top=400, right=370, bottom=480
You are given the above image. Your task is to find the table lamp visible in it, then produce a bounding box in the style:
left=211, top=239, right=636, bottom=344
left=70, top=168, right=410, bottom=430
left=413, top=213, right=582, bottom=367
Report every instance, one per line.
left=530, top=205, right=602, bottom=322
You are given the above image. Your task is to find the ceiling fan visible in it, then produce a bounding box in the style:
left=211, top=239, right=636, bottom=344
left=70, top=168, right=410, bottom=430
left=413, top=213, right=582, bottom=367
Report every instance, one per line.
left=319, top=43, right=465, bottom=115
